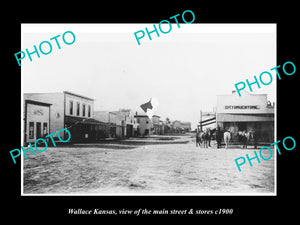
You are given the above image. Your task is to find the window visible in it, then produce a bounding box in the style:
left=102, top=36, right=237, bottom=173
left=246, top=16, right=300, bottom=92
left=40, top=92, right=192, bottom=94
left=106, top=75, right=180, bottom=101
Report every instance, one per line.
left=77, top=102, right=80, bottom=116
left=69, top=100, right=73, bottom=115
left=43, top=122, right=48, bottom=136
left=88, top=105, right=91, bottom=117
left=29, top=122, right=34, bottom=139
left=82, top=104, right=86, bottom=117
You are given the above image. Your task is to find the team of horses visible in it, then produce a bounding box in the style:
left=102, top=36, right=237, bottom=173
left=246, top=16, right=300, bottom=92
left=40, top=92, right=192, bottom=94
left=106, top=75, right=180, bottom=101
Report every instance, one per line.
left=196, top=129, right=212, bottom=148
left=196, top=128, right=256, bottom=149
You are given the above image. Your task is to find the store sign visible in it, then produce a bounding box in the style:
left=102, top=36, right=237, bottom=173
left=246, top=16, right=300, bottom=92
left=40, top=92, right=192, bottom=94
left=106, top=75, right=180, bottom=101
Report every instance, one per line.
left=224, top=105, right=260, bottom=110
left=33, top=109, right=44, bottom=115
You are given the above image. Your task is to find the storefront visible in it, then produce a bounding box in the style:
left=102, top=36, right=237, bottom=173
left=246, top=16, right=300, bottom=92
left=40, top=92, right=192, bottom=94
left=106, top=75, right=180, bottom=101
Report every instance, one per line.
left=216, top=92, right=275, bottom=143
left=24, top=100, right=51, bottom=145
left=65, top=116, right=108, bottom=142
left=24, top=91, right=98, bottom=143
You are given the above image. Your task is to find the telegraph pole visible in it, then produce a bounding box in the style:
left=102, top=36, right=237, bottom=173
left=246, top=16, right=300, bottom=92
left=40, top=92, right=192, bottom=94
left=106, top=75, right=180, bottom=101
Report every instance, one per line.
left=199, top=110, right=202, bottom=132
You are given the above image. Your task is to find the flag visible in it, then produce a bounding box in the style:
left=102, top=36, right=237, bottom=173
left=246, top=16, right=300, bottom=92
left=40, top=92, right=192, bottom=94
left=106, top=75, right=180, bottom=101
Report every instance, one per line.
left=140, top=98, right=153, bottom=113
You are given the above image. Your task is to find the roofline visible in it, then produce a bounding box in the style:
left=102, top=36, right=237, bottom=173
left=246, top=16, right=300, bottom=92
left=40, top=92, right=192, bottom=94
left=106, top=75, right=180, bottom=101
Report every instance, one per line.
left=24, top=92, right=62, bottom=95
left=134, top=115, right=149, bottom=117
left=63, top=91, right=95, bottom=101
left=24, top=91, right=95, bottom=101
left=94, top=111, right=118, bottom=115
left=216, top=91, right=268, bottom=97
left=25, top=99, right=52, bottom=107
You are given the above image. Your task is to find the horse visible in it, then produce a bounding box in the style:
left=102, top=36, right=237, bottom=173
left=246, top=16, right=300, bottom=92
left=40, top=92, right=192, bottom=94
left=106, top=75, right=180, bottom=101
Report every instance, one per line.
left=203, top=128, right=212, bottom=148
left=215, top=127, right=223, bottom=149
left=196, top=131, right=204, bottom=147
left=196, top=129, right=212, bottom=148
left=238, top=130, right=253, bottom=149
left=223, top=131, right=231, bottom=149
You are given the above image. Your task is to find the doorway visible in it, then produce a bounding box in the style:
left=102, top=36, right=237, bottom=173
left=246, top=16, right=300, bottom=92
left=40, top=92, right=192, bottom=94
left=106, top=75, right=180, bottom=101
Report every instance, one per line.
left=237, top=122, right=247, bottom=131
left=36, top=122, right=42, bottom=139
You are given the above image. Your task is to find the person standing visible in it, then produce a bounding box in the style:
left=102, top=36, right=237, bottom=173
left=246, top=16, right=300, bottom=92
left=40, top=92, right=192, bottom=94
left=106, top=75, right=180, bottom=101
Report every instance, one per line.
left=252, top=129, right=259, bottom=149
left=216, top=126, right=222, bottom=149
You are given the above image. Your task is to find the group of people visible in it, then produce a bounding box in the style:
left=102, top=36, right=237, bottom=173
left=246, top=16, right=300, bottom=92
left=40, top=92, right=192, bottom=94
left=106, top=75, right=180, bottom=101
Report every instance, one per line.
left=196, top=127, right=258, bottom=149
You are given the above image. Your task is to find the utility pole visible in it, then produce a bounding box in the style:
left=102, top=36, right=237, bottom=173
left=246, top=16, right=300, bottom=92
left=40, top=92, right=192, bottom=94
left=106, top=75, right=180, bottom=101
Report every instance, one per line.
left=199, top=110, right=202, bottom=132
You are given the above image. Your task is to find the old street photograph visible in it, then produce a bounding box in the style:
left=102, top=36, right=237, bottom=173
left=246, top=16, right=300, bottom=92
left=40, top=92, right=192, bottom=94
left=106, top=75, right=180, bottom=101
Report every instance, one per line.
left=21, top=24, right=276, bottom=195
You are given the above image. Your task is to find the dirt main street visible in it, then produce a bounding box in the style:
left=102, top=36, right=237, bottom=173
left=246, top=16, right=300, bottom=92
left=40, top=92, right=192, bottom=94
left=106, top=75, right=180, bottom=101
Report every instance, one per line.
left=23, top=134, right=275, bottom=194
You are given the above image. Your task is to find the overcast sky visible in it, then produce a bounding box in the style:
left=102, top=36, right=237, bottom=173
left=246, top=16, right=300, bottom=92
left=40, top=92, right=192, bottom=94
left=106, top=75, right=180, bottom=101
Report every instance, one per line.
left=22, top=24, right=276, bottom=129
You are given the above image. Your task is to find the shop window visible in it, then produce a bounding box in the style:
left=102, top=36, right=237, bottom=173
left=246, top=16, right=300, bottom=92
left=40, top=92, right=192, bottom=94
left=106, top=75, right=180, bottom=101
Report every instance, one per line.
left=29, top=122, right=34, bottom=139
left=77, top=102, right=80, bottom=116
left=82, top=104, right=86, bottom=117
left=88, top=105, right=91, bottom=117
left=69, top=100, right=73, bottom=115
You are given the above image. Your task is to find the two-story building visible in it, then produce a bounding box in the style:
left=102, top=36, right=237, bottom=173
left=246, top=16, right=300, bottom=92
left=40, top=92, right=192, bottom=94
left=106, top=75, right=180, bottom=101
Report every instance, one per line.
left=94, top=109, right=138, bottom=138
left=94, top=111, right=119, bottom=138
left=152, top=115, right=164, bottom=135
left=115, top=109, right=138, bottom=138
left=134, top=112, right=153, bottom=137
left=24, top=91, right=106, bottom=144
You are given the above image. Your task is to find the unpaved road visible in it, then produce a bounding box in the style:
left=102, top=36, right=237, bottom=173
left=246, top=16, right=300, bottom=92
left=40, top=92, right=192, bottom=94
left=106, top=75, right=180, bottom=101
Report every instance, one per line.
left=23, top=135, right=274, bottom=194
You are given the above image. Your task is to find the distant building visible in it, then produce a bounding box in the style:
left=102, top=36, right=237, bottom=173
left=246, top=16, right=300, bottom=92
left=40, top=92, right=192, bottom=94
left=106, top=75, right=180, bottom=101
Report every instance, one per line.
left=159, top=120, right=165, bottom=135
left=94, top=109, right=139, bottom=138
left=24, top=91, right=106, bottom=144
left=94, top=111, right=119, bottom=138
left=152, top=115, right=163, bottom=135
left=173, top=120, right=181, bottom=129
left=172, top=120, right=191, bottom=133
left=134, top=113, right=153, bottom=137
left=114, top=109, right=137, bottom=138
left=180, top=122, right=192, bottom=132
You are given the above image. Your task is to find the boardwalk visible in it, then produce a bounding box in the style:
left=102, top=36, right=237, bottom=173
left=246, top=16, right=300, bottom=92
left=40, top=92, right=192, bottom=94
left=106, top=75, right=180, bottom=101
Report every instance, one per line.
left=23, top=134, right=275, bottom=194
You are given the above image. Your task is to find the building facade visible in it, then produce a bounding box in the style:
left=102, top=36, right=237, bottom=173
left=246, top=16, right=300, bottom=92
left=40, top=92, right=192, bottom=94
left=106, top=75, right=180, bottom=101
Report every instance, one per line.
left=94, top=111, right=120, bottom=138
left=216, top=92, right=275, bottom=143
left=180, top=122, right=192, bottom=132
left=23, top=100, right=51, bottom=145
left=152, top=115, right=163, bottom=135
left=114, top=109, right=138, bottom=138
left=135, top=114, right=153, bottom=137
left=173, top=120, right=191, bottom=133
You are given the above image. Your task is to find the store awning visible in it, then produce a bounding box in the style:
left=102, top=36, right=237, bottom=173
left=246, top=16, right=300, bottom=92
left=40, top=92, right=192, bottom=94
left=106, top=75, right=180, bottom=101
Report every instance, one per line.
left=217, top=113, right=274, bottom=122
left=65, top=116, right=108, bottom=126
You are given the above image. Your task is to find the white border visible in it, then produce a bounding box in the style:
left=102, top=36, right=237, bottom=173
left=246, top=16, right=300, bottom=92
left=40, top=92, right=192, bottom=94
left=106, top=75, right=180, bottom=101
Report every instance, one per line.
left=21, top=23, right=277, bottom=196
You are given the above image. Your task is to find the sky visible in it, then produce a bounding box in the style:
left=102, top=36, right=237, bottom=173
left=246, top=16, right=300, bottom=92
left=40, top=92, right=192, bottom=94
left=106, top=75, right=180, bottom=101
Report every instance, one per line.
left=22, top=24, right=276, bottom=130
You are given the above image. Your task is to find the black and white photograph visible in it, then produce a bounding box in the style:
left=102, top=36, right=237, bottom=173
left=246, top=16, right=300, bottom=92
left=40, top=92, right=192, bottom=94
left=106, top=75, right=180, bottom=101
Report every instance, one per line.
left=4, top=3, right=299, bottom=221
left=21, top=24, right=276, bottom=195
